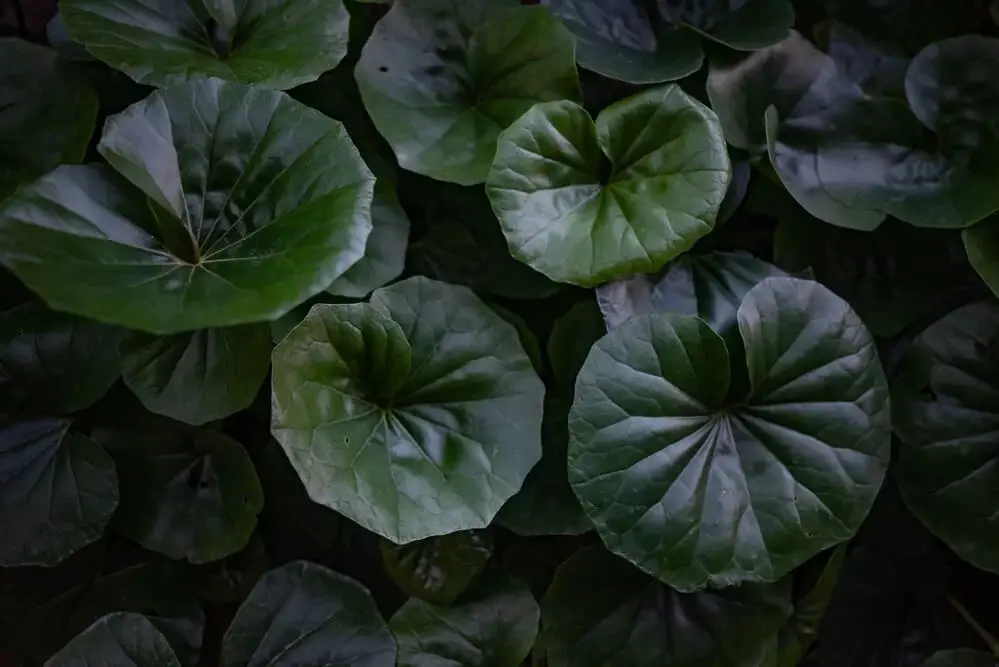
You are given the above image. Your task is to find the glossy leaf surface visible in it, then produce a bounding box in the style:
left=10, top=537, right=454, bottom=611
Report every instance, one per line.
left=271, top=277, right=544, bottom=543
left=380, top=530, right=493, bottom=605
left=486, top=86, right=730, bottom=287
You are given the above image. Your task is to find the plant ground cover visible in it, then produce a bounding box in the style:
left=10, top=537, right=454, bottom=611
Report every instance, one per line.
left=2, top=0, right=999, bottom=665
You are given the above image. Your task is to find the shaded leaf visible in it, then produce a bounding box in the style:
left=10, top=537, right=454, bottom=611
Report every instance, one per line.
left=379, top=530, right=494, bottom=605
left=44, top=613, right=180, bottom=667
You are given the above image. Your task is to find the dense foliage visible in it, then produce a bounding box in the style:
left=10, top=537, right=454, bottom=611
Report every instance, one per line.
left=2, top=0, right=999, bottom=665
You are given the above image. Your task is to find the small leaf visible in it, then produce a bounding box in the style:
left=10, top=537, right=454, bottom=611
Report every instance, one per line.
left=94, top=426, right=263, bottom=564
left=0, top=38, right=97, bottom=201
left=355, top=0, right=581, bottom=185
left=0, top=78, right=375, bottom=334
left=0, top=302, right=123, bottom=415
left=893, top=301, right=999, bottom=574
left=541, top=547, right=792, bottom=667
left=0, top=419, right=118, bottom=567
left=120, top=324, right=272, bottom=426
left=60, top=0, right=351, bottom=89
left=221, top=561, right=396, bottom=667
left=569, top=277, right=891, bottom=591
left=486, top=86, right=730, bottom=287
left=379, top=530, right=494, bottom=605
left=45, top=613, right=180, bottom=667
left=271, top=277, right=544, bottom=543
left=389, top=575, right=539, bottom=667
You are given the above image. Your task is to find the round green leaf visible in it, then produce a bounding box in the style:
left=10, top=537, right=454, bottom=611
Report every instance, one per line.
left=496, top=394, right=591, bottom=537
left=0, top=302, right=123, bottom=415
left=271, top=276, right=544, bottom=543
left=0, top=418, right=118, bottom=567
left=921, top=650, right=997, bottom=667
left=60, top=0, right=350, bottom=89
left=94, top=426, right=263, bottom=563
left=355, top=0, right=581, bottom=185
left=660, top=0, right=794, bottom=51
left=0, top=38, right=97, bottom=202
left=120, top=324, right=271, bottom=426
left=486, top=86, right=730, bottom=287
left=45, top=613, right=181, bottom=667
left=389, top=575, right=539, bottom=667
left=541, top=547, right=793, bottom=667
left=379, top=530, right=494, bottom=605
left=568, top=277, right=891, bottom=591
left=327, top=181, right=410, bottom=298
left=893, top=301, right=999, bottom=574
left=221, top=561, right=396, bottom=667
left=0, top=78, right=375, bottom=335
left=542, top=0, right=704, bottom=84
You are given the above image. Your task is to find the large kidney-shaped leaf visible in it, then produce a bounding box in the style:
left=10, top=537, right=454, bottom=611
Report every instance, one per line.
left=120, top=324, right=271, bottom=426
left=892, top=301, right=999, bottom=574
left=541, top=547, right=792, bottom=667
left=541, top=0, right=704, bottom=84
left=568, top=277, right=891, bottom=591
left=0, top=302, right=123, bottom=415
left=380, top=530, right=494, bottom=605
left=355, top=0, right=580, bottom=185
left=221, top=561, right=396, bottom=667
left=0, top=77, right=374, bottom=334
left=271, top=276, right=544, bottom=543
left=0, top=418, right=118, bottom=567
left=93, top=426, right=263, bottom=564
left=0, top=38, right=97, bottom=201
left=389, top=575, right=539, bottom=667
left=45, top=613, right=181, bottom=667
left=60, top=0, right=350, bottom=89
left=486, top=85, right=730, bottom=287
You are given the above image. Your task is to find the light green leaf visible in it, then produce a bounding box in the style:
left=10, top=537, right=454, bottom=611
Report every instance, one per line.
left=0, top=78, right=374, bottom=334
left=93, top=426, right=263, bottom=564
left=542, top=0, right=704, bottom=84
left=486, top=85, right=730, bottom=287
left=221, top=561, right=396, bottom=667
left=327, top=181, right=410, bottom=298
left=541, top=547, right=792, bottom=667
left=271, top=276, right=544, bottom=543
left=0, top=302, right=123, bottom=415
left=569, top=277, right=891, bottom=591
left=45, top=613, right=181, bottom=667
left=379, top=530, right=494, bottom=605
left=355, top=0, right=581, bottom=185
left=0, top=418, right=118, bottom=567
left=120, top=324, right=271, bottom=426
left=390, top=575, right=539, bottom=667
left=60, top=0, right=350, bottom=89
left=893, top=301, right=999, bottom=574
left=0, top=38, right=97, bottom=202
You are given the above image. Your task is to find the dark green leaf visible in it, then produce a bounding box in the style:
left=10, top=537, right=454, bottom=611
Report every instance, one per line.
left=0, top=78, right=375, bottom=334
left=270, top=277, right=544, bottom=543
left=0, top=38, right=97, bottom=201
left=777, top=545, right=847, bottom=667
left=94, top=426, right=263, bottom=564
left=921, top=649, right=997, bottom=667
left=542, top=0, right=704, bottom=84
left=496, top=394, right=591, bottom=537
left=825, top=0, right=983, bottom=54
left=964, top=216, right=999, bottom=298
left=716, top=158, right=751, bottom=225
left=327, top=181, right=410, bottom=298
left=45, top=612, right=180, bottom=667
left=893, top=301, right=999, bottom=574
left=547, top=299, right=606, bottom=392
left=355, top=0, right=581, bottom=185
left=0, top=419, right=118, bottom=567
left=60, top=0, right=350, bottom=89
left=661, top=0, right=794, bottom=51
left=569, top=277, right=890, bottom=591
left=221, top=561, right=396, bottom=667
left=389, top=574, right=539, bottom=667
left=489, top=303, right=543, bottom=375
left=541, top=547, right=792, bottom=667
left=0, top=302, right=122, bottom=415
left=486, top=85, right=730, bottom=287
left=120, top=324, right=271, bottom=426
left=379, top=530, right=493, bottom=605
